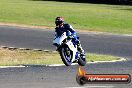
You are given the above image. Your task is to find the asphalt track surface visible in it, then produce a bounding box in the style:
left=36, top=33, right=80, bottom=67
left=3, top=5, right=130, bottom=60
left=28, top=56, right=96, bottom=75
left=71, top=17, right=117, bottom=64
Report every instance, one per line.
left=0, top=26, right=132, bottom=88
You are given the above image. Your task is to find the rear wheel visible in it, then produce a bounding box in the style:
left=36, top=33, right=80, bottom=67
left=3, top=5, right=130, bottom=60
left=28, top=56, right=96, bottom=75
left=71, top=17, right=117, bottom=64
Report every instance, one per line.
left=78, top=54, right=86, bottom=66
left=59, top=45, right=73, bottom=66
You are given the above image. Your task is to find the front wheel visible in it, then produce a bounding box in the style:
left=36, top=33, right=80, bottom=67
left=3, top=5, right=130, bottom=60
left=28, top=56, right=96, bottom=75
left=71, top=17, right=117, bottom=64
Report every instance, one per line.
left=59, top=45, right=73, bottom=66
left=78, top=54, right=86, bottom=66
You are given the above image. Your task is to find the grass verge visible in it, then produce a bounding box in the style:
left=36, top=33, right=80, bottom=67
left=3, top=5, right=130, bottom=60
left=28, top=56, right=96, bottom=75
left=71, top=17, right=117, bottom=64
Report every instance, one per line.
left=0, top=0, right=132, bottom=34
left=0, top=48, right=120, bottom=66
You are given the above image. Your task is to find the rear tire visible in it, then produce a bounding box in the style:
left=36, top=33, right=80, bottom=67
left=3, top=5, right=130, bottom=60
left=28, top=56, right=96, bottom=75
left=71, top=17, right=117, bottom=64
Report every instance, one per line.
left=78, top=54, right=86, bottom=66
left=59, top=45, right=73, bottom=66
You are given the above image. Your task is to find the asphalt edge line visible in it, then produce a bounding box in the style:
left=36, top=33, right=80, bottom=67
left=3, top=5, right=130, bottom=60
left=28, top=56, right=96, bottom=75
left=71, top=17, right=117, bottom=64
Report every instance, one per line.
left=0, top=46, right=56, bottom=52
left=65, top=86, right=114, bottom=88
left=48, top=57, right=126, bottom=67
left=0, top=66, right=26, bottom=68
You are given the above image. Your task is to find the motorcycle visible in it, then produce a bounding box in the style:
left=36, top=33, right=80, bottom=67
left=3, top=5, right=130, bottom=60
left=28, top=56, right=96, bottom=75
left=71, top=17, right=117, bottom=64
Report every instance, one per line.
left=53, top=32, right=86, bottom=66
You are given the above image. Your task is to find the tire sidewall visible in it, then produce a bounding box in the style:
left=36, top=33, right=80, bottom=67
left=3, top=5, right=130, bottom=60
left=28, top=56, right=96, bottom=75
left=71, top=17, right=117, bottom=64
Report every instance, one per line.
left=78, top=54, right=86, bottom=66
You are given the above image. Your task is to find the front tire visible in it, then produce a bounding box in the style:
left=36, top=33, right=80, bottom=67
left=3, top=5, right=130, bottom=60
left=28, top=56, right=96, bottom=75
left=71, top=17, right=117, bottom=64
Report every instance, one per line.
left=59, top=45, right=73, bottom=66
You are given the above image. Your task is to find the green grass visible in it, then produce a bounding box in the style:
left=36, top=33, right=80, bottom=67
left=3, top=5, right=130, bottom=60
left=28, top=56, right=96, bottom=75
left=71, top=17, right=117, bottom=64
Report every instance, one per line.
left=0, top=0, right=132, bottom=34
left=0, top=48, right=119, bottom=66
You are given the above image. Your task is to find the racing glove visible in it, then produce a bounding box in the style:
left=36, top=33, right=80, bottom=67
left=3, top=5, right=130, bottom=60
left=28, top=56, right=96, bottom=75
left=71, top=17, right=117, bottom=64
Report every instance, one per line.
left=67, top=35, right=74, bottom=39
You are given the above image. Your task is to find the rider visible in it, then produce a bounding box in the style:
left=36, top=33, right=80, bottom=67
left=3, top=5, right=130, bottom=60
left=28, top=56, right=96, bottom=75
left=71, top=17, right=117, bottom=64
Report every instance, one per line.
left=55, top=17, right=84, bottom=55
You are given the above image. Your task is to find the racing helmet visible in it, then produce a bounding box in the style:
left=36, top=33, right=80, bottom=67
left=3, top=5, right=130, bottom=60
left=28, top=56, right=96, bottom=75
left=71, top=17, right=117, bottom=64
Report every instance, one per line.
left=55, top=17, right=64, bottom=26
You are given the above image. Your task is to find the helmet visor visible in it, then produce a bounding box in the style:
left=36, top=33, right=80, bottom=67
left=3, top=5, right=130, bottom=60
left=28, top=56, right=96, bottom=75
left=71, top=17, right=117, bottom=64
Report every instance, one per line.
left=55, top=21, right=63, bottom=25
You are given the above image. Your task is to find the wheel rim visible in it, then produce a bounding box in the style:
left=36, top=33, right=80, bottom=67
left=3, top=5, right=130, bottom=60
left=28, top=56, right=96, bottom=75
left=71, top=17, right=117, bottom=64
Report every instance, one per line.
left=62, top=47, right=72, bottom=63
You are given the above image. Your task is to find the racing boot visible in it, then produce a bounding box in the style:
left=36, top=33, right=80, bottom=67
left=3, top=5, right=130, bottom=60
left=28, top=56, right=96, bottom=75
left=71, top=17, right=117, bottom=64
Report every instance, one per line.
left=77, top=44, right=85, bottom=59
left=77, top=40, right=85, bottom=55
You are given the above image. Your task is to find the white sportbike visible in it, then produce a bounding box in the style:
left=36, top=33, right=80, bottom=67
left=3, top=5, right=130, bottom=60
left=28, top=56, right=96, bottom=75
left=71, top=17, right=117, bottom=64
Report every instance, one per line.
left=53, top=32, right=86, bottom=66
